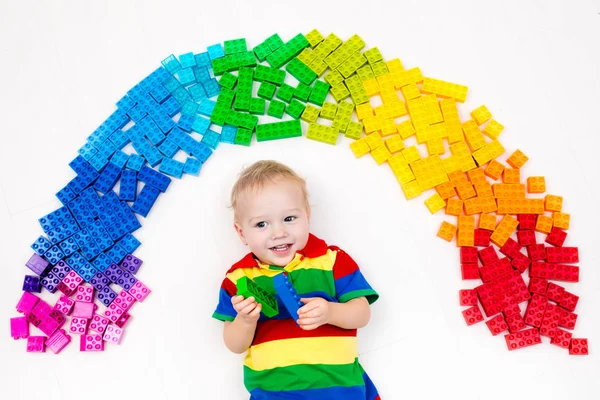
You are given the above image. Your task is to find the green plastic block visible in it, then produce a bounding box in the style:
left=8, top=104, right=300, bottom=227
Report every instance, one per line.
left=254, top=42, right=272, bottom=62
left=306, top=123, right=338, bottom=145
left=219, top=72, right=237, bottom=89
left=286, top=99, right=306, bottom=119
left=254, top=64, right=286, bottom=85
left=224, top=38, right=247, bottom=55
left=211, top=57, right=229, bottom=75
left=286, top=58, right=317, bottom=86
left=238, top=67, right=255, bottom=83
left=267, top=100, right=286, bottom=118
left=236, top=276, right=278, bottom=317
left=210, top=103, right=230, bottom=125
left=250, top=97, right=266, bottom=115
left=345, top=120, right=364, bottom=140
left=293, top=82, right=312, bottom=102
left=238, top=113, right=259, bottom=130
left=234, top=127, right=253, bottom=146
left=256, top=120, right=302, bottom=141
left=300, top=104, right=320, bottom=123
left=257, top=82, right=277, bottom=100
left=265, top=33, right=284, bottom=51
left=357, top=65, right=375, bottom=82
left=308, top=80, right=330, bottom=106
left=266, top=33, right=310, bottom=69
left=371, top=60, right=389, bottom=77
left=233, top=94, right=251, bottom=111
left=276, top=83, right=295, bottom=103
left=216, top=87, right=235, bottom=107
left=364, top=47, right=384, bottom=64
left=320, top=102, right=338, bottom=120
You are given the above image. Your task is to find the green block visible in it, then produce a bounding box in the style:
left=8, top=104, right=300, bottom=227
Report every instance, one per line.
left=239, top=113, right=259, bottom=130
left=254, top=64, right=286, bottom=85
left=234, top=127, right=253, bottom=146
left=308, top=80, right=330, bottom=106
left=254, top=42, right=272, bottom=62
left=266, top=33, right=310, bottom=69
left=256, top=120, right=302, bottom=141
left=285, top=99, right=306, bottom=119
left=258, top=82, right=277, bottom=100
left=211, top=57, right=229, bottom=75
left=224, top=38, right=248, bottom=55
left=210, top=103, right=229, bottom=126
left=293, top=82, right=312, bottom=102
left=286, top=58, right=317, bottom=86
left=265, top=33, right=284, bottom=51
left=233, top=94, right=251, bottom=111
left=267, top=100, right=286, bottom=118
left=236, top=276, right=278, bottom=317
left=276, top=83, right=295, bottom=103
left=250, top=97, right=266, bottom=115
left=216, top=87, right=235, bottom=107
left=219, top=72, right=237, bottom=89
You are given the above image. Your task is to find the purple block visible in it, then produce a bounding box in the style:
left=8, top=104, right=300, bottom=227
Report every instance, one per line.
left=90, top=271, right=110, bottom=291
left=46, top=329, right=71, bottom=354
left=119, top=254, right=143, bottom=275
left=10, top=316, right=30, bottom=339
left=26, top=253, right=49, bottom=275
left=16, top=292, right=40, bottom=314
left=104, top=263, right=124, bottom=283
left=50, top=260, right=72, bottom=280
left=22, top=275, right=41, bottom=293
left=116, top=271, right=138, bottom=291
left=97, top=285, right=117, bottom=307
left=40, top=273, right=61, bottom=293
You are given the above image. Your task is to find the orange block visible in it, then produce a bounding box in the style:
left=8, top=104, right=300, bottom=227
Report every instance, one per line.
left=535, top=215, right=553, bottom=234
left=493, top=183, right=526, bottom=199
left=503, top=168, right=521, bottom=184
left=457, top=215, right=475, bottom=247
left=545, top=194, right=563, bottom=212
left=474, top=181, right=493, bottom=198
left=437, top=221, right=457, bottom=242
left=435, top=181, right=457, bottom=200
left=496, top=198, right=545, bottom=214
left=448, top=170, right=468, bottom=184
left=456, top=182, right=477, bottom=199
left=479, top=196, right=498, bottom=213
left=464, top=197, right=482, bottom=215
left=479, top=213, right=497, bottom=230
left=485, top=160, right=505, bottom=180
left=445, top=198, right=463, bottom=216
left=467, top=168, right=487, bottom=185
left=553, top=212, right=570, bottom=230
left=506, top=149, right=529, bottom=169
left=490, top=215, right=519, bottom=247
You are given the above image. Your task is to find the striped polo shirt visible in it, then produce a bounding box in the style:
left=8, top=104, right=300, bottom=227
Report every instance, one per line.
left=213, top=233, right=380, bottom=400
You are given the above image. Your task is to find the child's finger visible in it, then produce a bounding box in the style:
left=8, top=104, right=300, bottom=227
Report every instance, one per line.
left=298, top=316, right=321, bottom=326
left=298, top=302, right=319, bottom=314
left=249, top=303, right=262, bottom=317
left=240, top=301, right=258, bottom=315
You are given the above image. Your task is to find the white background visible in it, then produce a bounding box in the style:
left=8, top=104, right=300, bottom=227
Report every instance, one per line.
left=1, top=0, right=599, bottom=399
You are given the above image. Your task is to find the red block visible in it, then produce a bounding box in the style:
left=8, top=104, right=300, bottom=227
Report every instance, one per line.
left=511, top=253, right=531, bottom=273
left=474, top=229, right=491, bottom=247
left=460, top=247, right=478, bottom=264
left=540, top=303, right=561, bottom=338
left=518, top=214, right=537, bottom=230
left=461, top=263, right=480, bottom=280
left=503, top=304, right=526, bottom=333
left=527, top=244, right=547, bottom=261
left=569, top=338, right=589, bottom=355
left=530, top=262, right=579, bottom=282
left=524, top=293, right=548, bottom=327
left=546, top=247, right=579, bottom=263
left=551, top=328, right=573, bottom=349
left=459, top=289, right=478, bottom=306
left=505, top=328, right=542, bottom=351
left=545, top=227, right=567, bottom=247
left=486, top=314, right=509, bottom=336
left=480, top=257, right=512, bottom=283
left=517, top=230, right=536, bottom=246
left=528, top=277, right=548, bottom=295
left=462, top=305, right=484, bottom=326
left=478, top=246, right=499, bottom=266
left=560, top=291, right=579, bottom=311
left=546, top=282, right=565, bottom=303
left=558, top=307, right=578, bottom=330
left=499, top=238, right=522, bottom=260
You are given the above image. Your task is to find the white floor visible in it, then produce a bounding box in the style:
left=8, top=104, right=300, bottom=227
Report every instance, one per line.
left=1, top=1, right=599, bottom=399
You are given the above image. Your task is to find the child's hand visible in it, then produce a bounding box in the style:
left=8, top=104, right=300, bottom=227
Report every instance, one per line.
left=231, top=295, right=262, bottom=325
left=297, top=297, right=330, bottom=330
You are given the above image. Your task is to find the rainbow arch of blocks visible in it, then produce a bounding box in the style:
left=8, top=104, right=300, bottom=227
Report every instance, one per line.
left=9, top=30, right=588, bottom=355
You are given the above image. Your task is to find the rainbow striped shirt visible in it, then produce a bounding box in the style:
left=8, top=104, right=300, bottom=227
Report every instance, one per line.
left=213, top=234, right=380, bottom=400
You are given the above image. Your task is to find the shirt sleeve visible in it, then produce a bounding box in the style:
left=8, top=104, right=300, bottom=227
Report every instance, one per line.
left=332, top=247, right=379, bottom=304
left=212, top=276, right=237, bottom=322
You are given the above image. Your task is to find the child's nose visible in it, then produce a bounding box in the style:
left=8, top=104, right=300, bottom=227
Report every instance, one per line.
left=271, top=223, right=287, bottom=239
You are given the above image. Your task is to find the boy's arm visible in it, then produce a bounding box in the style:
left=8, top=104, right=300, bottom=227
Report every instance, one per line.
left=298, top=296, right=370, bottom=330
left=223, top=317, right=257, bottom=354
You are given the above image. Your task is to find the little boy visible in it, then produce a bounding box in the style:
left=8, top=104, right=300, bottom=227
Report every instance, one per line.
left=213, top=160, right=380, bottom=400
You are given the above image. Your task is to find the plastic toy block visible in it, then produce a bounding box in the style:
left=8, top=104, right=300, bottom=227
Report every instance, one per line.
left=126, top=154, right=145, bottom=171
left=75, top=284, right=94, bottom=303
left=286, top=57, right=317, bottom=85
left=265, top=99, right=285, bottom=119
left=473, top=229, right=491, bottom=247
left=273, top=273, right=304, bottom=323
left=276, top=83, right=295, bottom=103
left=72, top=301, right=95, bottom=319
left=558, top=308, right=578, bottom=330
left=56, top=185, right=76, bottom=205
left=535, top=215, right=553, bottom=234
left=294, top=82, right=312, bottom=102
left=69, top=317, right=89, bottom=335
left=131, top=185, right=160, bottom=218
left=207, top=43, right=225, bottom=61
left=305, top=29, right=324, bottom=47
left=480, top=257, right=513, bottom=282
left=477, top=214, right=495, bottom=231
left=516, top=229, right=536, bottom=247
left=457, top=216, right=475, bottom=247
left=103, top=302, right=125, bottom=323
left=421, top=77, right=468, bottom=103
left=462, top=305, right=484, bottom=326
left=114, top=311, right=131, bottom=328
left=550, top=328, right=573, bottom=349
left=545, top=227, right=567, bottom=247
left=499, top=237, right=522, bottom=259
left=526, top=176, right=546, bottom=194
left=552, top=212, right=570, bottom=230
left=80, top=333, right=104, bottom=352
left=454, top=182, right=475, bottom=200
left=463, top=197, right=482, bottom=215
left=300, top=104, right=320, bottom=124
left=46, top=329, right=71, bottom=354
left=503, top=305, right=526, bottom=333
left=116, top=270, right=138, bottom=291
left=545, top=282, right=566, bottom=303
left=560, top=291, right=579, bottom=312
left=527, top=244, right=547, bottom=261
left=97, top=286, right=117, bottom=307
left=546, top=246, right=579, bottom=263
left=161, top=54, right=182, bottom=73
left=128, top=280, right=151, bottom=302
left=461, top=263, right=479, bottom=280
left=306, top=123, right=338, bottom=145
left=88, top=314, right=110, bottom=335
left=344, top=121, right=363, bottom=141
left=10, top=316, right=29, bottom=340
left=459, top=289, right=478, bottom=306
left=424, top=193, right=446, bottom=214
left=515, top=214, right=536, bottom=231
left=26, top=336, right=46, bottom=353
left=330, top=83, right=350, bottom=102
left=539, top=303, right=561, bottom=338
left=470, top=105, right=492, bottom=125
left=504, top=327, right=542, bottom=351
left=102, top=324, right=123, bottom=344
left=486, top=314, right=509, bottom=336
left=349, top=138, right=371, bottom=158
left=22, top=275, right=41, bottom=293
left=117, top=163, right=137, bottom=199
left=256, top=82, right=276, bottom=101
left=530, top=262, right=579, bottom=283
left=437, top=221, right=457, bottom=242
left=41, top=272, right=59, bottom=293
left=137, top=165, right=171, bottom=192
left=256, top=120, right=302, bottom=142
left=58, top=271, right=83, bottom=296
left=43, top=245, right=65, bottom=265
left=505, top=149, right=528, bottom=169
left=54, top=296, right=74, bottom=316
left=544, top=194, right=563, bottom=212
left=502, top=168, right=520, bottom=184
left=490, top=215, right=519, bottom=247
left=308, top=80, right=330, bottom=106
left=235, top=276, right=279, bottom=318
left=16, top=292, right=40, bottom=315
left=158, top=158, right=185, bottom=179
left=444, top=198, right=463, bottom=216
left=110, top=151, right=129, bottom=169
left=483, top=119, right=504, bottom=139
left=285, top=99, right=306, bottom=119
left=382, top=135, right=404, bottom=154
left=460, top=247, right=478, bottom=264
left=113, top=290, right=136, bottom=312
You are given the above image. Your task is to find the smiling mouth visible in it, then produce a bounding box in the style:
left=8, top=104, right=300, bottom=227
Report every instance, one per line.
left=270, top=244, right=292, bottom=254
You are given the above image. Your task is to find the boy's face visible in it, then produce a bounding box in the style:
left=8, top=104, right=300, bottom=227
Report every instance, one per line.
left=234, top=178, right=310, bottom=267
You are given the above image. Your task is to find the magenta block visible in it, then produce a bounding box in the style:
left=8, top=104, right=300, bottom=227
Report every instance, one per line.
left=54, top=296, right=75, bottom=315
left=115, top=312, right=131, bottom=328
left=113, top=290, right=136, bottom=311
left=89, top=314, right=110, bottom=334
left=31, top=300, right=53, bottom=319
left=80, top=334, right=104, bottom=352
left=69, top=317, right=89, bottom=335
left=59, top=271, right=83, bottom=296
left=102, top=325, right=123, bottom=344
left=75, top=284, right=94, bottom=303
left=27, top=336, right=46, bottom=353
left=38, top=317, right=60, bottom=337
left=72, top=301, right=95, bottom=319
left=16, top=292, right=40, bottom=314
left=103, top=303, right=125, bottom=323
left=46, top=329, right=71, bottom=354
left=128, top=280, right=151, bottom=302
left=10, top=316, right=29, bottom=339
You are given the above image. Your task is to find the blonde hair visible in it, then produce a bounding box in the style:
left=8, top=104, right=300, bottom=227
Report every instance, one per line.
left=230, top=160, right=310, bottom=220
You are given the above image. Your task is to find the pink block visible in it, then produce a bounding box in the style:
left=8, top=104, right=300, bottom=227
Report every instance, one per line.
left=89, top=314, right=110, bottom=334
left=46, top=329, right=71, bottom=354
left=75, top=284, right=94, bottom=303
left=72, top=301, right=95, bottom=319
left=62, top=271, right=83, bottom=293
left=80, top=334, right=104, bottom=352
left=31, top=300, right=53, bottom=319
left=16, top=292, right=40, bottom=314
left=103, top=303, right=125, bottom=323
left=128, top=280, right=150, bottom=302
left=54, top=296, right=75, bottom=315
left=115, top=312, right=131, bottom=328
left=113, top=290, right=136, bottom=311
left=69, top=317, right=89, bottom=335
left=38, top=317, right=60, bottom=337
left=27, top=336, right=46, bottom=353
left=103, top=325, right=123, bottom=344
left=10, top=316, right=30, bottom=339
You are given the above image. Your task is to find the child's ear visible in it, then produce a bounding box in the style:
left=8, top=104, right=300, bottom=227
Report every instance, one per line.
left=234, top=222, right=248, bottom=246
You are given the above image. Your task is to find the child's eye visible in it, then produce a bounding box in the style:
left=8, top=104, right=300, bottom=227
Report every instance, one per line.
left=255, top=221, right=267, bottom=228
left=284, top=216, right=296, bottom=222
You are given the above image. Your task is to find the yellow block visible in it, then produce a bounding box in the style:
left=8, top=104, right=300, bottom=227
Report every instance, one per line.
left=371, top=144, right=392, bottom=165
left=349, top=137, right=370, bottom=158
left=421, top=77, right=468, bottom=103
left=365, top=132, right=384, bottom=150
left=471, top=105, right=492, bottom=125
left=385, top=135, right=405, bottom=153
left=425, top=193, right=446, bottom=214
left=483, top=119, right=504, bottom=139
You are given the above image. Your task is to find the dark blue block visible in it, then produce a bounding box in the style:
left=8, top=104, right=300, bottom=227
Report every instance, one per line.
left=119, top=170, right=137, bottom=201
left=137, top=166, right=171, bottom=192
left=50, top=260, right=72, bottom=280
left=105, top=243, right=128, bottom=264
left=273, top=273, right=304, bottom=324
left=117, top=233, right=141, bottom=253
left=40, top=272, right=60, bottom=293
left=67, top=196, right=95, bottom=228
left=23, top=275, right=41, bottom=293
left=104, top=263, right=124, bottom=283
left=79, top=187, right=104, bottom=216
left=131, top=185, right=160, bottom=217
left=31, top=235, right=52, bottom=256
left=90, top=271, right=110, bottom=291
left=38, top=206, right=78, bottom=235
left=94, top=162, right=122, bottom=194
left=56, top=185, right=76, bottom=205
left=45, top=223, right=80, bottom=245
left=69, top=156, right=96, bottom=176
left=97, top=285, right=117, bottom=307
